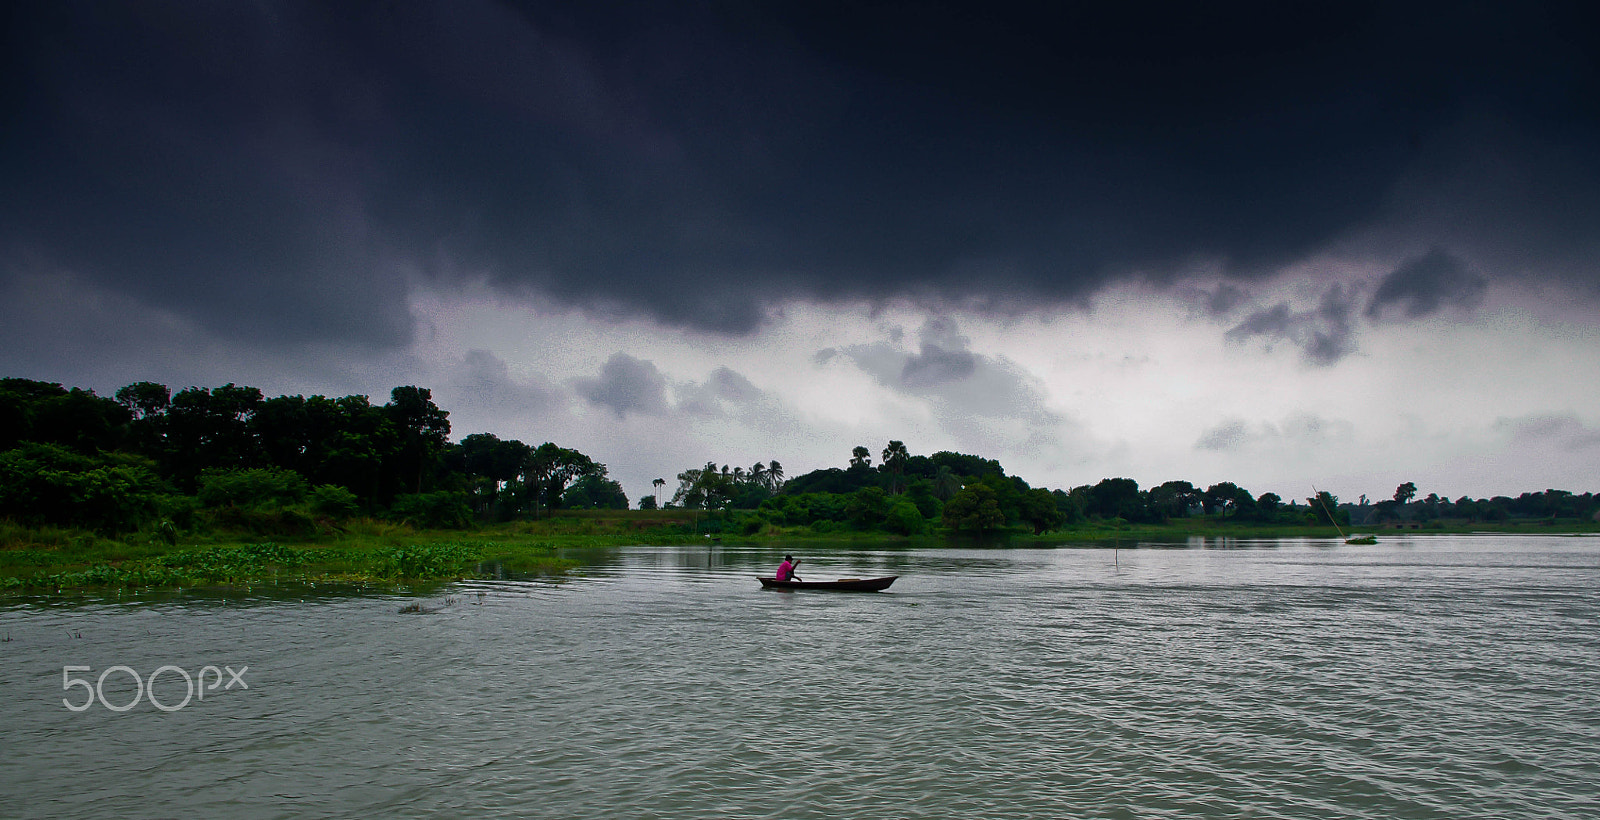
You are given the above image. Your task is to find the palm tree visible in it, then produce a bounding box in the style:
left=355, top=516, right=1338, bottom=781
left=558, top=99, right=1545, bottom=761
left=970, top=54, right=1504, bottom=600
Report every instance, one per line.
left=932, top=465, right=961, bottom=501
left=850, top=446, right=871, bottom=469
left=766, top=460, right=784, bottom=492
left=881, top=440, right=910, bottom=495
left=749, top=462, right=766, bottom=488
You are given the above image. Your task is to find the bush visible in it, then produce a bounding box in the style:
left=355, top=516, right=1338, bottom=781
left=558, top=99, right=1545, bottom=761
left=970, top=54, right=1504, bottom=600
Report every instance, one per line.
left=197, top=467, right=308, bottom=509
left=310, top=484, right=361, bottom=518
left=885, top=500, right=925, bottom=535
left=0, top=443, right=167, bottom=534
left=201, top=505, right=318, bottom=536
left=389, top=491, right=473, bottom=530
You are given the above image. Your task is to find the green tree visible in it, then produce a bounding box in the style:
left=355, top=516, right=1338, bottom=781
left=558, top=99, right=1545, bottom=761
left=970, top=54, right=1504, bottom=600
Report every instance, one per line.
left=942, top=484, right=1006, bottom=532
left=1088, top=478, right=1144, bottom=521
left=885, top=499, right=925, bottom=535
left=523, top=443, right=603, bottom=517
left=1307, top=490, right=1346, bottom=526
left=456, top=432, right=530, bottom=515
left=384, top=386, right=451, bottom=495
left=1017, top=487, right=1065, bottom=534
left=563, top=474, right=629, bottom=509
left=1203, top=482, right=1250, bottom=517
left=849, top=445, right=872, bottom=469
left=1394, top=481, right=1417, bottom=505
left=114, top=381, right=171, bottom=420
left=846, top=486, right=890, bottom=529
left=160, top=384, right=264, bottom=488
left=929, top=451, right=1004, bottom=480
left=1, top=378, right=130, bottom=453
left=1148, top=480, right=1199, bottom=520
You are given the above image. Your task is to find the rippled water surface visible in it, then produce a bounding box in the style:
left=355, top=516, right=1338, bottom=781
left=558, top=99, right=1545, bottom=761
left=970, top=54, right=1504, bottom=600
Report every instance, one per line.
left=3, top=535, right=1598, bottom=819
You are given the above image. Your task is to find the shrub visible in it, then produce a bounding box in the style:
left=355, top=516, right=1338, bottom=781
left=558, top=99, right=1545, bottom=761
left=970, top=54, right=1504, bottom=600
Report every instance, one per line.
left=885, top=500, right=926, bottom=535
left=310, top=484, right=361, bottom=518
left=197, top=467, right=308, bottom=509
left=0, top=443, right=167, bottom=534
left=201, top=505, right=317, bottom=536
left=389, top=491, right=473, bottom=530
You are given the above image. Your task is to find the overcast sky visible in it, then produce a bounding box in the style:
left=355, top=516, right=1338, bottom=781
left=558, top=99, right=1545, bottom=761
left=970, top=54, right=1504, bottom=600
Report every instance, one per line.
left=4, top=1, right=1597, bottom=505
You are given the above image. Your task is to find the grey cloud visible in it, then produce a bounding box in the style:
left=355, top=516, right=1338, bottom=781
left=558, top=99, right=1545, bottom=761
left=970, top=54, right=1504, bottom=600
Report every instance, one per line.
left=705, top=367, right=763, bottom=403
left=1279, top=413, right=1354, bottom=444
left=1193, top=284, right=1249, bottom=318
left=574, top=353, right=668, bottom=418
left=1367, top=248, right=1486, bottom=321
left=1493, top=414, right=1600, bottom=450
left=1226, top=285, right=1359, bottom=366
left=1196, top=412, right=1352, bottom=452
left=676, top=366, right=769, bottom=416
left=826, top=317, right=1060, bottom=425
left=902, top=345, right=978, bottom=388
left=449, top=349, right=561, bottom=409
left=1196, top=419, right=1251, bottom=452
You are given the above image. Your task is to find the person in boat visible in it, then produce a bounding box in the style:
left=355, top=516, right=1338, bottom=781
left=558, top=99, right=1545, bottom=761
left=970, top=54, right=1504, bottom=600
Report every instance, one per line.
left=775, top=554, right=802, bottom=582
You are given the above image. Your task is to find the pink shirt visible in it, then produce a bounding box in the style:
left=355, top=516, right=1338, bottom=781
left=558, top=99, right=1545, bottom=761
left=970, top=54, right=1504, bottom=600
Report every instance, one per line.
left=776, top=560, right=795, bottom=581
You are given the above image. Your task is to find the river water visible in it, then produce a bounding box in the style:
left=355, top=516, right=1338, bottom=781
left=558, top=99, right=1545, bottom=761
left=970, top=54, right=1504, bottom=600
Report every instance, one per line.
left=2, top=534, right=1597, bottom=819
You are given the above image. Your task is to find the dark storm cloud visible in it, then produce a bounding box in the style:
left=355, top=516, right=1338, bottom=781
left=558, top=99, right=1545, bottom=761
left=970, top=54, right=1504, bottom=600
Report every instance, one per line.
left=1227, top=285, right=1360, bottom=366
left=574, top=352, right=668, bottom=418
left=5, top=1, right=1596, bottom=341
left=1367, top=248, right=1487, bottom=320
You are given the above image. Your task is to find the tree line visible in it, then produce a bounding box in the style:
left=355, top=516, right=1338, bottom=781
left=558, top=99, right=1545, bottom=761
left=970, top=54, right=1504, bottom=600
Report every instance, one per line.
left=650, top=441, right=1599, bottom=536
left=3, top=377, right=1596, bottom=538
left=0, top=377, right=623, bottom=535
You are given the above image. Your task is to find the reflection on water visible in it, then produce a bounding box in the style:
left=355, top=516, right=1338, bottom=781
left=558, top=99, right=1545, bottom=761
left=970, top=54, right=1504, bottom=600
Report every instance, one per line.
left=2, top=535, right=1597, bottom=819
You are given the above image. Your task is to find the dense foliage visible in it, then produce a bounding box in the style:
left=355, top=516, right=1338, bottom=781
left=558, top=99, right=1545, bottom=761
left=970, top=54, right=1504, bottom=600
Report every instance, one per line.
left=0, top=377, right=619, bottom=536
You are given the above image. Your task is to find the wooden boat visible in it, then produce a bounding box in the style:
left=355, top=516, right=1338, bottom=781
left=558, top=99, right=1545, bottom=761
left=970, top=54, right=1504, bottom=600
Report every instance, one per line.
left=757, top=576, right=897, bottom=592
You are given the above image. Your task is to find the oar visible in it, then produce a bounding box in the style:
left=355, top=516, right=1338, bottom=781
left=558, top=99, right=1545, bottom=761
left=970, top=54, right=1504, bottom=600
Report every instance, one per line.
left=1311, top=486, right=1348, bottom=540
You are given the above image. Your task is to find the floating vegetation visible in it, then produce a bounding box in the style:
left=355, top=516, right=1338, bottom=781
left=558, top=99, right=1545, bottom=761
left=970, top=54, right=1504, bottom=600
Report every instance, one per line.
left=3, top=540, right=513, bottom=592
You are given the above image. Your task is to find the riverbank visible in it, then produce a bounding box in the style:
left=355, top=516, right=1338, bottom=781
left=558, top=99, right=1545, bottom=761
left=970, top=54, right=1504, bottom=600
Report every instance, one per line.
left=4, top=511, right=1595, bottom=594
